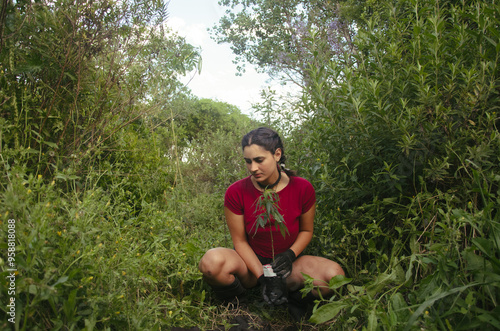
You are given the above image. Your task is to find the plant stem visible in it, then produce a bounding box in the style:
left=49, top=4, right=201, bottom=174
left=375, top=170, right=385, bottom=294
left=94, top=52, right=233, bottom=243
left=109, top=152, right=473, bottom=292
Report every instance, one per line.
left=270, top=229, right=275, bottom=261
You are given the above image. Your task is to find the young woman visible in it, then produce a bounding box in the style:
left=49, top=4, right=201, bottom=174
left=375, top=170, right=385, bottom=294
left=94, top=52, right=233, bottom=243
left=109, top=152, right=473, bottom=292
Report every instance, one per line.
left=199, top=127, right=344, bottom=314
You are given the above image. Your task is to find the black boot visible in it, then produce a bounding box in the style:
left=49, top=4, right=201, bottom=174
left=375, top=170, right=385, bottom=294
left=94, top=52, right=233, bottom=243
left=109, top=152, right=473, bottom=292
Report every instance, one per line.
left=211, top=277, right=247, bottom=307
left=287, top=290, right=316, bottom=322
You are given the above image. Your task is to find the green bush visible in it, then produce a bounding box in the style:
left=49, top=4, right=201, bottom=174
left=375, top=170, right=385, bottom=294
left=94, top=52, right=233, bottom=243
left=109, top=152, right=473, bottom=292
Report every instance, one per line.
left=292, top=0, right=500, bottom=328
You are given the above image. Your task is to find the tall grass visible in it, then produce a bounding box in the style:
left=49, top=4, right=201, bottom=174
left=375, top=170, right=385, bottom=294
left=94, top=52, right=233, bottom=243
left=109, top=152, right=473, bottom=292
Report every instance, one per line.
left=0, top=162, right=230, bottom=329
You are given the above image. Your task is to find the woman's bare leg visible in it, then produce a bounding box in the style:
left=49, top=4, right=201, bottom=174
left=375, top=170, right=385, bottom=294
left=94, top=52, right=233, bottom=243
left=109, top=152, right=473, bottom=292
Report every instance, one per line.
left=286, top=255, right=345, bottom=296
left=199, top=247, right=258, bottom=288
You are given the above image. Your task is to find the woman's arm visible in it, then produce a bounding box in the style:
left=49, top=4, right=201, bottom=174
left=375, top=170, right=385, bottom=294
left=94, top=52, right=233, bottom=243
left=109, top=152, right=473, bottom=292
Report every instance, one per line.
left=225, top=206, right=263, bottom=278
left=289, top=204, right=315, bottom=256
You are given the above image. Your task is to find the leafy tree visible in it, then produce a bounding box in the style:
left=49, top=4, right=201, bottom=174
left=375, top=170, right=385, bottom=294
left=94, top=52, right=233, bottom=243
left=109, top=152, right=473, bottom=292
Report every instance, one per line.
left=212, top=0, right=379, bottom=85
left=169, top=97, right=258, bottom=191
left=179, top=98, right=251, bottom=141
left=0, top=2, right=262, bottom=329
left=0, top=0, right=200, bottom=180
left=302, top=0, right=499, bottom=328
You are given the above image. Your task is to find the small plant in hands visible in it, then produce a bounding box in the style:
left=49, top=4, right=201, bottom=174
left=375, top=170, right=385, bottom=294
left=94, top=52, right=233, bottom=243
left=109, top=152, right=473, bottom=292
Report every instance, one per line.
left=253, top=189, right=288, bottom=258
left=252, top=189, right=295, bottom=305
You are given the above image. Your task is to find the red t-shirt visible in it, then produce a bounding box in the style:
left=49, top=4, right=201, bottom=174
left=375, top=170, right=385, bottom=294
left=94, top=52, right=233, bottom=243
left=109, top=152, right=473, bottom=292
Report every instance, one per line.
left=224, top=176, right=316, bottom=258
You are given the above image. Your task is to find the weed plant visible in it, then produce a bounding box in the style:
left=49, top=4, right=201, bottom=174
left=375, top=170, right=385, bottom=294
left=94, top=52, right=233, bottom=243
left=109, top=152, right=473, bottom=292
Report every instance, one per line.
left=252, top=189, right=288, bottom=260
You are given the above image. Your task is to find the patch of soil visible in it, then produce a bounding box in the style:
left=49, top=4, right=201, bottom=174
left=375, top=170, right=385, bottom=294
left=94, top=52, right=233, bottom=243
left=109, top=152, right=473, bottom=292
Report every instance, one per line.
left=172, top=287, right=322, bottom=331
left=171, top=301, right=317, bottom=331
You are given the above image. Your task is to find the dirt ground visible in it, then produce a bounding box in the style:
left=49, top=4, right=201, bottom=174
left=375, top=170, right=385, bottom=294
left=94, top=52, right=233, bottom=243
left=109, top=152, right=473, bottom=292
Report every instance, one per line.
left=171, top=298, right=320, bottom=331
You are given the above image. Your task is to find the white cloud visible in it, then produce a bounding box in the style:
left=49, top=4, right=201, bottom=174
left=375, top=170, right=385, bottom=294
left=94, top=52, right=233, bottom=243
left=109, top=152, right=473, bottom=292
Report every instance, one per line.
left=169, top=17, right=209, bottom=47
left=167, top=1, right=274, bottom=115
left=167, top=16, right=185, bottom=31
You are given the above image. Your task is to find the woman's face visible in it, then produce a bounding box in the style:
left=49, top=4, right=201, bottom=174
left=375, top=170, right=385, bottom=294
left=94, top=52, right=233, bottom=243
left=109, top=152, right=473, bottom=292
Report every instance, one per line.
left=243, top=144, right=281, bottom=185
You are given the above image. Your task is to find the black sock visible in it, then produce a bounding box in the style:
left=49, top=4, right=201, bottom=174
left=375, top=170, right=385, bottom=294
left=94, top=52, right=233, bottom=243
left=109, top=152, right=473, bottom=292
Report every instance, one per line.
left=288, top=290, right=316, bottom=321
left=211, top=277, right=246, bottom=301
left=288, top=290, right=316, bottom=304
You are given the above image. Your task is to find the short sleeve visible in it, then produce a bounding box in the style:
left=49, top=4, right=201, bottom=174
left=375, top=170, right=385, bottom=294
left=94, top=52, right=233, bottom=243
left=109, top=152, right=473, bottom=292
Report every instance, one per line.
left=224, top=181, right=244, bottom=215
left=300, top=178, right=316, bottom=214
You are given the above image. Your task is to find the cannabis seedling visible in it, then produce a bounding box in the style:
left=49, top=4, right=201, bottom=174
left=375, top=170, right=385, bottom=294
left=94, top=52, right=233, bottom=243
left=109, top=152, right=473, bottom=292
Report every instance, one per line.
left=252, top=189, right=289, bottom=260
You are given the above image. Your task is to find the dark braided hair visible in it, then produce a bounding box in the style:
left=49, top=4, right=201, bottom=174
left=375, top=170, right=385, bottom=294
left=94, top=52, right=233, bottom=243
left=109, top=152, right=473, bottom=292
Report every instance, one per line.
left=241, top=127, right=296, bottom=177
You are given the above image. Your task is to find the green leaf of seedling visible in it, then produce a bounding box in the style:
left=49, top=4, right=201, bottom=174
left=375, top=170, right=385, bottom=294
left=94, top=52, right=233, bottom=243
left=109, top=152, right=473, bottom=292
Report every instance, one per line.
left=278, top=224, right=287, bottom=238
left=266, top=201, right=272, bottom=213
left=253, top=189, right=288, bottom=239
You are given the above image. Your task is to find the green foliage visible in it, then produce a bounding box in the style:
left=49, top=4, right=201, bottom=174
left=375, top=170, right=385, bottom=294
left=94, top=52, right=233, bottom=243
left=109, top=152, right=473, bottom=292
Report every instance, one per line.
left=171, top=97, right=258, bottom=194
left=2, top=0, right=499, bottom=328
left=0, top=1, right=262, bottom=329
left=178, top=99, right=248, bottom=141
left=0, top=0, right=200, bottom=179
left=0, top=166, right=226, bottom=330
left=213, top=0, right=356, bottom=83
left=253, top=189, right=288, bottom=238
left=252, top=189, right=289, bottom=259
left=0, top=94, right=261, bottom=328
left=288, top=0, right=500, bottom=328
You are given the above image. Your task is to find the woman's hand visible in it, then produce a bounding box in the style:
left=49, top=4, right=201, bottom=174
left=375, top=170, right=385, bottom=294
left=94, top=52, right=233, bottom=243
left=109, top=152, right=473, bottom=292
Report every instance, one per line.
left=271, top=249, right=296, bottom=278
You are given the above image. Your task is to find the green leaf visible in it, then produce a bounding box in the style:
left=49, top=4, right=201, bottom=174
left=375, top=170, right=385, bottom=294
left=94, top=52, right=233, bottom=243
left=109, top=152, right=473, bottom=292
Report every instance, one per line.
left=477, top=313, right=500, bottom=329
left=63, top=289, right=78, bottom=322
left=309, top=302, right=348, bottom=324
left=328, top=274, right=352, bottom=289
left=51, top=275, right=69, bottom=287
left=472, top=237, right=500, bottom=269
left=391, top=292, right=410, bottom=321
left=367, top=309, right=378, bottom=331
left=43, top=140, right=59, bottom=149
left=405, top=254, right=417, bottom=282
left=29, top=284, right=38, bottom=294
left=366, top=270, right=398, bottom=297
left=404, top=282, right=481, bottom=331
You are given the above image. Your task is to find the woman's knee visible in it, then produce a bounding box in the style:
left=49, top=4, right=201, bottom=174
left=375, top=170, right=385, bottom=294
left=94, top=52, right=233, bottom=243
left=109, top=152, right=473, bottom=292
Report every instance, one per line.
left=326, top=260, right=345, bottom=280
left=287, top=256, right=344, bottom=291
left=199, top=248, right=227, bottom=279
left=313, top=259, right=345, bottom=296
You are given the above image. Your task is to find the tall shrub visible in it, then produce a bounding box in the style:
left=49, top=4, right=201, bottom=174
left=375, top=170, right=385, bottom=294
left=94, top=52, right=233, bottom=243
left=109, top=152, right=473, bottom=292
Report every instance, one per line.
left=0, top=0, right=200, bottom=181
left=297, top=0, right=500, bottom=328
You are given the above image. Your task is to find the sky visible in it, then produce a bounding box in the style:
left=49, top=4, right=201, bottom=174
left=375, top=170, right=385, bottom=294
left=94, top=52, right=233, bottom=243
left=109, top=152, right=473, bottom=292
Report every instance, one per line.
left=167, top=0, right=271, bottom=116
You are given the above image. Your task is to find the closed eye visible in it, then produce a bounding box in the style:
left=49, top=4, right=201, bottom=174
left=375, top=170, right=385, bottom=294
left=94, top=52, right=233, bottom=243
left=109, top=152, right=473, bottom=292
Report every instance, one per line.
left=244, top=158, right=264, bottom=164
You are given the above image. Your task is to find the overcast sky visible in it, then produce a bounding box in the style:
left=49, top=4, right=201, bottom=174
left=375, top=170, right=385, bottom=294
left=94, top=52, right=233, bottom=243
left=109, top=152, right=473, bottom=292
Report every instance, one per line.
left=167, top=0, right=271, bottom=116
